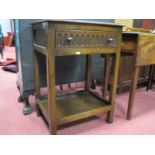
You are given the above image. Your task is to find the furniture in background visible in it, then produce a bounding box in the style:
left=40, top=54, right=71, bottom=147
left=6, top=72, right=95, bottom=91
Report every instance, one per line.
left=101, top=20, right=151, bottom=95
left=113, top=20, right=155, bottom=93
left=146, top=64, right=155, bottom=90
left=14, top=19, right=38, bottom=114
left=117, top=27, right=152, bottom=93
left=121, top=31, right=155, bottom=120
left=32, top=20, right=123, bottom=134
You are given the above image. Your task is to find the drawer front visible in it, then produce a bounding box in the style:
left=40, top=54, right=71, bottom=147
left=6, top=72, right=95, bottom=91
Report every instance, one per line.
left=55, top=30, right=118, bottom=48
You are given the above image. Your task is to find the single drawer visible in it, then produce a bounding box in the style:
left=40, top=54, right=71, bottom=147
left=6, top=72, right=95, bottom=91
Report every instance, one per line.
left=55, top=30, right=118, bottom=48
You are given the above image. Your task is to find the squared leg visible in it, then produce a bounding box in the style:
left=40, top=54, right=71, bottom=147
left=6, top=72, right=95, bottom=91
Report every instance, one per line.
left=146, top=65, right=154, bottom=91
left=107, top=53, right=120, bottom=123
left=127, top=67, right=140, bottom=120
left=103, top=55, right=111, bottom=99
left=46, top=25, right=57, bottom=135
left=150, top=65, right=155, bottom=90
left=34, top=52, right=41, bottom=116
left=85, top=55, right=92, bottom=91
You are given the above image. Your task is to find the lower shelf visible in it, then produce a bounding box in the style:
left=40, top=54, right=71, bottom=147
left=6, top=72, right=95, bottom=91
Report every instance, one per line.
left=38, top=91, right=111, bottom=125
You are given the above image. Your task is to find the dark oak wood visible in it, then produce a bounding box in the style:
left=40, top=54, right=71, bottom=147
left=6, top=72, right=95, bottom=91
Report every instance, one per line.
left=34, top=52, right=41, bottom=97
left=136, top=33, right=155, bottom=66
left=32, top=20, right=123, bottom=134
left=103, top=55, right=111, bottom=98
left=85, top=55, right=92, bottom=91
left=127, top=67, right=140, bottom=120
left=147, top=65, right=155, bottom=90
left=121, top=31, right=155, bottom=119
left=60, top=85, right=63, bottom=90
left=46, top=24, right=57, bottom=135
left=146, top=65, right=154, bottom=91
left=107, top=35, right=122, bottom=123
left=34, top=51, right=41, bottom=115
left=38, top=91, right=112, bottom=125
left=117, top=54, right=149, bottom=93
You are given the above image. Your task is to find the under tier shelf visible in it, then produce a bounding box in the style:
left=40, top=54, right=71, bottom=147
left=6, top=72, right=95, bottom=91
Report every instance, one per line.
left=38, top=91, right=111, bottom=125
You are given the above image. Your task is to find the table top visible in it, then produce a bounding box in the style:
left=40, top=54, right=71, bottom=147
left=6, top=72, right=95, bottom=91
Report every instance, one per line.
left=31, top=19, right=123, bottom=28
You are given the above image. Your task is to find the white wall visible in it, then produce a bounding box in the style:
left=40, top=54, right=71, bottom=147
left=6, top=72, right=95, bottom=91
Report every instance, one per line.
left=0, top=19, right=11, bottom=36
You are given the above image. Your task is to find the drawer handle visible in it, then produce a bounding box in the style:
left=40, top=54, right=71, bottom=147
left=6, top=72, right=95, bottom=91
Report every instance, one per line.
left=67, top=37, right=73, bottom=42
left=107, top=38, right=114, bottom=42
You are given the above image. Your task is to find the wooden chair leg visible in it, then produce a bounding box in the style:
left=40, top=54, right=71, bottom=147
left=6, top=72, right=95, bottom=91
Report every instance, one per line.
left=127, top=67, right=140, bottom=120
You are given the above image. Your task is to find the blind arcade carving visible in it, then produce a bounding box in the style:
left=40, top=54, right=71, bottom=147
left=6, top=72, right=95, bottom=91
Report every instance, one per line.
left=56, top=30, right=118, bottom=48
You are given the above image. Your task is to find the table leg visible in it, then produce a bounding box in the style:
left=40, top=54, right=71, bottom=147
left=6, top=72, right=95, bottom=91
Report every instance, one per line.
left=146, top=65, right=154, bottom=91
left=107, top=54, right=120, bottom=123
left=46, top=26, right=57, bottom=135
left=127, top=66, right=140, bottom=120
left=85, top=55, right=92, bottom=91
left=60, top=85, right=63, bottom=90
left=150, top=65, right=155, bottom=89
left=103, top=55, right=111, bottom=99
left=46, top=55, right=57, bottom=135
left=34, top=52, right=41, bottom=116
